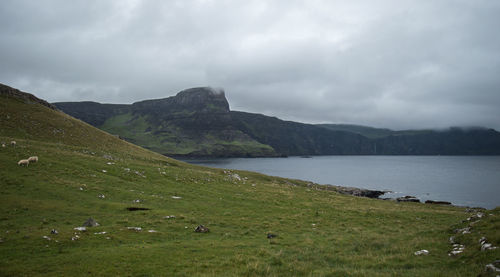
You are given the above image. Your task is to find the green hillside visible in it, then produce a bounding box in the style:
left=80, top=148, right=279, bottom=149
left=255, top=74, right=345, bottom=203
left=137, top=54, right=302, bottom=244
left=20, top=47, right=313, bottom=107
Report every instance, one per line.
left=1, top=84, right=499, bottom=276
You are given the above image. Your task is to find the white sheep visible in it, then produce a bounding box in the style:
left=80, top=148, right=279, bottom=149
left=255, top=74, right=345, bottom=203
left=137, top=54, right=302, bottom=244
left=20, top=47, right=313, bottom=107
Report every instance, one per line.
left=10, top=141, right=16, bottom=146
left=1, top=143, right=5, bottom=148
left=28, top=156, right=38, bottom=163
left=18, top=159, right=29, bottom=167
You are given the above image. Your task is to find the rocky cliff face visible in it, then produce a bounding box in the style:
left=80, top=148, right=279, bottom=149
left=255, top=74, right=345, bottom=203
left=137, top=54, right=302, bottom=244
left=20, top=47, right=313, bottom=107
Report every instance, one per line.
left=54, top=87, right=277, bottom=157
left=132, top=87, right=229, bottom=116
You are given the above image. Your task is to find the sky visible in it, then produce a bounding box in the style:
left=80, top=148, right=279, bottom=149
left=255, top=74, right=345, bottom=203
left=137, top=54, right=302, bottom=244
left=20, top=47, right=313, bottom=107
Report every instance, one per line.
left=1, top=0, right=500, bottom=130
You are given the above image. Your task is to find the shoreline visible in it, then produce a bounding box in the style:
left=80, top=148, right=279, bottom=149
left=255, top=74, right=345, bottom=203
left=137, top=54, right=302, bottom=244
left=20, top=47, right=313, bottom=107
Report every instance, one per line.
left=180, top=156, right=498, bottom=210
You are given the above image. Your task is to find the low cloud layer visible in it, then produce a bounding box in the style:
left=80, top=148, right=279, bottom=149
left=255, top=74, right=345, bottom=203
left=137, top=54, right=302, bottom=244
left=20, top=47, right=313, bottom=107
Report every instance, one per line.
left=1, top=0, right=499, bottom=130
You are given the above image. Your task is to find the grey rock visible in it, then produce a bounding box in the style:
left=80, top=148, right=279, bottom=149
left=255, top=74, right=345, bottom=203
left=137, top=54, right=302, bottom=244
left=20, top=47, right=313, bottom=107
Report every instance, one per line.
left=449, top=236, right=455, bottom=244
left=481, top=243, right=498, bottom=251
left=267, top=233, right=277, bottom=239
left=425, top=200, right=451, bottom=205
left=479, top=237, right=487, bottom=245
left=336, top=187, right=387, bottom=198
left=454, top=227, right=471, bottom=234
left=414, top=249, right=429, bottom=255
left=397, top=196, right=420, bottom=203
left=485, top=260, right=500, bottom=272
left=127, top=227, right=142, bottom=231
left=195, top=225, right=209, bottom=233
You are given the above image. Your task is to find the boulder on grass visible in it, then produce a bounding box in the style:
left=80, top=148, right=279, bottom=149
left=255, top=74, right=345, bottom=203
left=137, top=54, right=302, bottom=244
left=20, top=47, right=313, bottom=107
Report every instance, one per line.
left=82, top=218, right=100, bottom=227
left=195, top=225, right=209, bottom=233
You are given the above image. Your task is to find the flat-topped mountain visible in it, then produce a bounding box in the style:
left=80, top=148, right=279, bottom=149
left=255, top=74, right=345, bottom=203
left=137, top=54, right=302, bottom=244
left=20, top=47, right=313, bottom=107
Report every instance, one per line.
left=54, top=86, right=500, bottom=157
left=133, top=87, right=229, bottom=115
left=55, top=87, right=276, bottom=157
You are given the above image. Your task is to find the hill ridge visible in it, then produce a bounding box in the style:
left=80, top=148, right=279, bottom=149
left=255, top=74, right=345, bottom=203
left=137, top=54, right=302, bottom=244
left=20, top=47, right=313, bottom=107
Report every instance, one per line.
left=53, top=86, right=500, bottom=157
left=0, top=83, right=58, bottom=110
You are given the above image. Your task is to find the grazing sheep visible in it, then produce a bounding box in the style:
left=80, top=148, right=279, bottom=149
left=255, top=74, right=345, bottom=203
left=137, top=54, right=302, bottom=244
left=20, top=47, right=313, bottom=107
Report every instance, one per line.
left=1, top=143, right=5, bottom=148
left=10, top=141, right=16, bottom=146
left=28, top=156, right=38, bottom=163
left=18, top=159, right=29, bottom=167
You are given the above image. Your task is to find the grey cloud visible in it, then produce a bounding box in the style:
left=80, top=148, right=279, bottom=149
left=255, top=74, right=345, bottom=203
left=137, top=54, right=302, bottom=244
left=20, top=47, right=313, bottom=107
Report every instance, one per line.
left=1, top=0, right=499, bottom=130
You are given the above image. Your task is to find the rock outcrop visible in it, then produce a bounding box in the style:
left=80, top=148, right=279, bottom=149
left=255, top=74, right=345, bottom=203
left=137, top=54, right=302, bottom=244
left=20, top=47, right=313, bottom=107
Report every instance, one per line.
left=397, top=196, right=420, bottom=203
left=425, top=200, right=452, bottom=205
left=335, top=186, right=386, bottom=198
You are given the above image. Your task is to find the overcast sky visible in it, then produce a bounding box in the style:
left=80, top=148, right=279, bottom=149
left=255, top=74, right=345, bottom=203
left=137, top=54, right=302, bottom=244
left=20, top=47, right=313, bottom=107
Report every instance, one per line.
left=1, top=0, right=499, bottom=130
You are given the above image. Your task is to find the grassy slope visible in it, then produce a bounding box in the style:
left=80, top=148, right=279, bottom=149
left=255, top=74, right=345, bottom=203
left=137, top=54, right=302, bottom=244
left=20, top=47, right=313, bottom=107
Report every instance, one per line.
left=1, top=95, right=499, bottom=276
left=99, top=112, right=276, bottom=156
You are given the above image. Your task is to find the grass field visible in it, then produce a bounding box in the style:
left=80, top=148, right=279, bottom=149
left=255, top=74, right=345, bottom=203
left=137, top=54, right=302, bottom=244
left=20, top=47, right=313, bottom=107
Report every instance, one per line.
left=0, top=94, right=499, bottom=276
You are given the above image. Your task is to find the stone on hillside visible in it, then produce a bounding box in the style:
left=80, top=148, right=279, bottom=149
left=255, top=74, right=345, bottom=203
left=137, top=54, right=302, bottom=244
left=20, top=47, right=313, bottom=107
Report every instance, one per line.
left=454, top=227, right=471, bottom=234
left=171, top=196, right=182, bottom=199
left=335, top=186, right=386, bottom=198
left=481, top=243, right=498, bottom=251
left=479, top=237, right=487, bottom=245
left=448, top=244, right=465, bottom=256
left=449, top=236, right=455, bottom=244
left=82, top=218, right=100, bottom=227
left=127, top=227, right=142, bottom=231
left=230, top=174, right=241, bottom=181
left=50, top=229, right=58, bottom=235
left=267, top=233, right=277, bottom=239
left=414, top=249, right=429, bottom=256
left=425, top=200, right=451, bottom=205
left=485, top=260, right=500, bottom=272
left=397, top=196, right=420, bottom=203
left=195, top=225, right=209, bottom=233
left=74, top=227, right=86, bottom=232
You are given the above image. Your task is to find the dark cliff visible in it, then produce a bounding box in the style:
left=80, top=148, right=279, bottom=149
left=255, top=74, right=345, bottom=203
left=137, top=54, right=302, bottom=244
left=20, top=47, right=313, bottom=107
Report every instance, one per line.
left=53, top=86, right=500, bottom=157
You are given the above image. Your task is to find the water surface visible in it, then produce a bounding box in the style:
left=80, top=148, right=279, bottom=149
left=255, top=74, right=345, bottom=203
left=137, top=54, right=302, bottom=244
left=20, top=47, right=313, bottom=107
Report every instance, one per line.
left=184, top=156, right=500, bottom=209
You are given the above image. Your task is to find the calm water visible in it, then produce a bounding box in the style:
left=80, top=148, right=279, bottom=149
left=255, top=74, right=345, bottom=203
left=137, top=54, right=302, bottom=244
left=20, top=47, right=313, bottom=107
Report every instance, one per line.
left=184, top=156, right=500, bottom=209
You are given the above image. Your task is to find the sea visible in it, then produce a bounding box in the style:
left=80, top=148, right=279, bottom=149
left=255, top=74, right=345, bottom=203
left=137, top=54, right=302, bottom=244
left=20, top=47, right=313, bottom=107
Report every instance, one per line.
left=183, top=156, right=500, bottom=209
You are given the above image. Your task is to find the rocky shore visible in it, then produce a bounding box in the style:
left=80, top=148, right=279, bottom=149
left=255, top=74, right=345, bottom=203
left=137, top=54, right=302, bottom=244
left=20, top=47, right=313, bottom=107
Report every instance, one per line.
left=334, top=186, right=387, bottom=198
